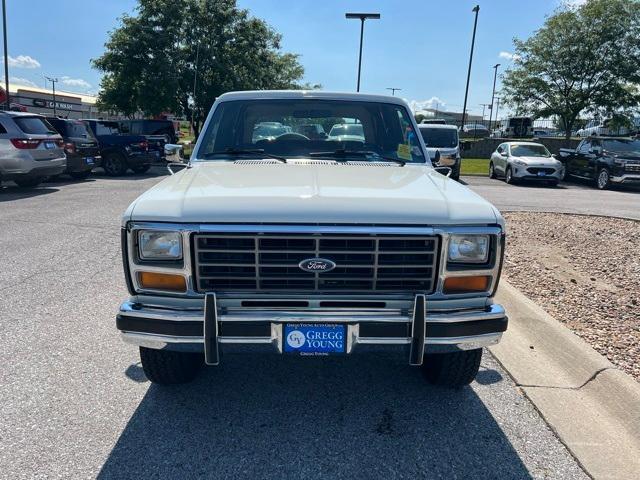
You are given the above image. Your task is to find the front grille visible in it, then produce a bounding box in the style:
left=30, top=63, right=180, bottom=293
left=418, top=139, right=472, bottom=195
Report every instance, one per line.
left=526, top=167, right=555, bottom=175
left=625, top=163, right=640, bottom=172
left=193, top=233, right=439, bottom=293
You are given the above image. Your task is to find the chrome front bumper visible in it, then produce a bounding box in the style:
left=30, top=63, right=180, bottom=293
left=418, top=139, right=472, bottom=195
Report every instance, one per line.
left=117, top=294, right=507, bottom=366
left=611, top=173, right=640, bottom=184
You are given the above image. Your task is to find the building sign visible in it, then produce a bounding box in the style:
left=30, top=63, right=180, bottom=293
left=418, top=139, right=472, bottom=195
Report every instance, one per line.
left=31, top=98, right=76, bottom=110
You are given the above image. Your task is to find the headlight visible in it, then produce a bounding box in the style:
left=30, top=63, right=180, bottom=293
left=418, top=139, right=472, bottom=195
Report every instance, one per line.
left=513, top=159, right=527, bottom=166
left=448, top=234, right=490, bottom=263
left=138, top=230, right=182, bottom=260
left=613, top=158, right=626, bottom=166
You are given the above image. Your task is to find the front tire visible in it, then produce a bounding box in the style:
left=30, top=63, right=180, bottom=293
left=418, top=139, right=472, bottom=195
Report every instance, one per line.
left=139, top=347, right=203, bottom=385
left=596, top=167, right=610, bottom=190
left=103, top=153, right=128, bottom=176
left=422, top=348, right=482, bottom=388
left=488, top=162, right=497, bottom=179
left=505, top=166, right=517, bottom=184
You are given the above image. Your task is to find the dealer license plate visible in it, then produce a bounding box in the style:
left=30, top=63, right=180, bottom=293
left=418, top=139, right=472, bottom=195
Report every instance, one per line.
left=85, top=157, right=95, bottom=165
left=537, top=171, right=547, bottom=176
left=284, top=323, right=346, bottom=356
left=44, top=141, right=56, bottom=149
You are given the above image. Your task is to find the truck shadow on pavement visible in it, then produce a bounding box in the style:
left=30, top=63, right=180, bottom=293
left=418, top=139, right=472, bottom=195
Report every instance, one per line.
left=98, top=354, right=531, bottom=479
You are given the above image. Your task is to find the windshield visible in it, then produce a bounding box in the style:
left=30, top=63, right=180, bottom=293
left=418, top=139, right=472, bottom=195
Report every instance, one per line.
left=510, top=144, right=551, bottom=157
left=419, top=127, right=458, bottom=148
left=196, top=99, right=426, bottom=163
left=602, top=139, right=640, bottom=153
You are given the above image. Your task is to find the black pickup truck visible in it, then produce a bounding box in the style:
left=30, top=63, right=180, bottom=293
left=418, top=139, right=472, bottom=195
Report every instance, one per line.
left=81, top=120, right=153, bottom=176
left=558, top=136, right=640, bottom=189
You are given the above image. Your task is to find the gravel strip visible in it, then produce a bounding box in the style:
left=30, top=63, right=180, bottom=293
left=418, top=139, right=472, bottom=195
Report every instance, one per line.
left=503, top=212, right=640, bottom=381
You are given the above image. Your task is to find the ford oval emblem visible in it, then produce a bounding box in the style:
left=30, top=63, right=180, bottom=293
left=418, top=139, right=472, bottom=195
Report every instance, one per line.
left=299, top=258, right=336, bottom=273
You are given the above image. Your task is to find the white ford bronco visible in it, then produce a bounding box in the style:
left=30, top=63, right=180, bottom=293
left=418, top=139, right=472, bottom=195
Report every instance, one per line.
left=117, top=91, right=507, bottom=387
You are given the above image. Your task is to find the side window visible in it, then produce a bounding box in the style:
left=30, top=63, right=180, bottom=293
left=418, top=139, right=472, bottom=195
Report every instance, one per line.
left=0, top=121, right=6, bottom=134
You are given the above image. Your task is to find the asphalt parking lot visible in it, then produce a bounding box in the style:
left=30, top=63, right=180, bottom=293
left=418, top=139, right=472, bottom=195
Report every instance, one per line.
left=463, top=175, right=640, bottom=220
left=0, top=169, right=589, bottom=479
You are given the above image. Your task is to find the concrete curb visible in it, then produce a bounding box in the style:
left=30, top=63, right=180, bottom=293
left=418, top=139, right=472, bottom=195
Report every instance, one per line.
left=489, top=281, right=640, bottom=480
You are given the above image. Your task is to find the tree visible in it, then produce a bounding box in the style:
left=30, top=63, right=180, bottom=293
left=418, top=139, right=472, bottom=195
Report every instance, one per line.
left=501, top=0, right=640, bottom=138
left=93, top=0, right=308, bottom=126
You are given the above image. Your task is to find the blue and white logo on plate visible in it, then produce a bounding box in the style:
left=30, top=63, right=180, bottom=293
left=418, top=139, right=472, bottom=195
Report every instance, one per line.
left=283, top=323, right=346, bottom=355
left=286, top=330, right=306, bottom=349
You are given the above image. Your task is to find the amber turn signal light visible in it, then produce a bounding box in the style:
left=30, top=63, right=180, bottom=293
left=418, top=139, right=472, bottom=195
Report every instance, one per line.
left=443, top=275, right=490, bottom=294
left=138, top=271, right=187, bottom=292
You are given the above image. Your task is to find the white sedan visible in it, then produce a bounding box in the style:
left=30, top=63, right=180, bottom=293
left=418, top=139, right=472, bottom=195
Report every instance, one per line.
left=489, top=141, right=564, bottom=186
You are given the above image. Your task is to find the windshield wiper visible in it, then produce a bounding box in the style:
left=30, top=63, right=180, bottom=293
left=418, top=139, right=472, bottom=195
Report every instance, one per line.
left=202, top=148, right=287, bottom=163
left=308, top=149, right=406, bottom=166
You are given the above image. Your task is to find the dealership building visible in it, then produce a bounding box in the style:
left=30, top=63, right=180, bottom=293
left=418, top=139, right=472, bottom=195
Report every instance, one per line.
left=5, top=81, right=114, bottom=119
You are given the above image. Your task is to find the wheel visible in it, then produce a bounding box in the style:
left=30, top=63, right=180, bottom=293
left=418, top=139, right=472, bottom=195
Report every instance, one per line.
left=139, top=347, right=203, bottom=385
left=103, top=153, right=128, bottom=176
left=14, top=177, right=44, bottom=188
left=505, top=166, right=517, bottom=184
left=488, top=162, right=497, bottom=179
left=69, top=170, right=91, bottom=180
left=450, top=166, right=460, bottom=181
left=422, top=348, right=482, bottom=388
left=131, top=164, right=151, bottom=174
left=595, top=167, right=610, bottom=190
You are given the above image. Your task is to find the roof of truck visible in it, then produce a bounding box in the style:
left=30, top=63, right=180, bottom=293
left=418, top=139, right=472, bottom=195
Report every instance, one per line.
left=217, top=90, right=408, bottom=106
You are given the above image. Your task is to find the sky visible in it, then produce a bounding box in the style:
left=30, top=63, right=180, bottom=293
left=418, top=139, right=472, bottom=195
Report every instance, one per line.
left=2, top=0, right=581, bottom=117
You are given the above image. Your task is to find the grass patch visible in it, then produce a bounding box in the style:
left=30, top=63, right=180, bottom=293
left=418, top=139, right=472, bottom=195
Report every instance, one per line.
left=461, top=158, right=489, bottom=176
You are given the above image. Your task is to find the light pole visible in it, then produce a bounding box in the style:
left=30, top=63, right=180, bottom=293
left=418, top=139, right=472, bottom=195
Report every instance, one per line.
left=460, top=5, right=479, bottom=131
left=480, top=103, right=491, bottom=123
left=489, top=63, right=500, bottom=131
left=2, top=0, right=9, bottom=110
left=386, top=87, right=401, bottom=96
left=45, top=76, right=58, bottom=116
left=190, top=41, right=200, bottom=136
left=345, top=13, right=380, bottom=92
left=494, top=97, right=501, bottom=129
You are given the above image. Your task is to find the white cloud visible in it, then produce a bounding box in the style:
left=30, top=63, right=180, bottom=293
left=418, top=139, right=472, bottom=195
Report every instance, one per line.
left=406, top=96, right=446, bottom=113
left=1, top=76, right=37, bottom=87
left=60, top=76, right=92, bottom=90
left=4, top=55, right=41, bottom=69
left=499, top=51, right=521, bottom=62
left=563, top=0, right=588, bottom=7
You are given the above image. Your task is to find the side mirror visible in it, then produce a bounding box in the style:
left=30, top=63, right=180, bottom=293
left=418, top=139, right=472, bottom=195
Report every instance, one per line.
left=434, top=166, right=452, bottom=177
left=164, top=143, right=185, bottom=163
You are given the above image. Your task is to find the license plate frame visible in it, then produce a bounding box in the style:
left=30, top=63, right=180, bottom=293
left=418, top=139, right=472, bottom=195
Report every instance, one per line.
left=537, top=171, right=547, bottom=176
left=283, top=323, right=346, bottom=356
left=85, top=156, right=95, bottom=165
left=44, top=141, right=56, bottom=150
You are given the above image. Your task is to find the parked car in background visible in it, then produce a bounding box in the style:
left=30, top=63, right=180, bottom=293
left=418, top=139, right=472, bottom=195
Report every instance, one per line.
left=493, top=117, right=534, bottom=138
left=0, top=112, right=66, bottom=187
left=418, top=124, right=461, bottom=180
left=119, top=119, right=177, bottom=162
left=558, top=136, right=640, bottom=189
left=81, top=119, right=152, bottom=176
left=327, top=123, right=365, bottom=141
left=294, top=123, right=327, bottom=139
left=489, top=141, right=563, bottom=186
left=460, top=123, right=489, bottom=138
left=576, top=119, right=635, bottom=137
left=46, top=117, right=101, bottom=179
left=252, top=122, right=292, bottom=142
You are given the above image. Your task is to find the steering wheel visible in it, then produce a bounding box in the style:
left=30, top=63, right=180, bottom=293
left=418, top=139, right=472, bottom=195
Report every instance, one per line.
left=274, top=132, right=310, bottom=142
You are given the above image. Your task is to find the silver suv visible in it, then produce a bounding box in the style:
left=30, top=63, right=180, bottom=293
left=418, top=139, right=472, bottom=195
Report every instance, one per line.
left=0, top=112, right=66, bottom=187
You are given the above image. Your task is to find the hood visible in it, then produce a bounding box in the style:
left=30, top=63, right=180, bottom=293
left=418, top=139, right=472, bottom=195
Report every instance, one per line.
left=426, top=147, right=459, bottom=159
left=126, top=162, right=500, bottom=226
